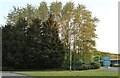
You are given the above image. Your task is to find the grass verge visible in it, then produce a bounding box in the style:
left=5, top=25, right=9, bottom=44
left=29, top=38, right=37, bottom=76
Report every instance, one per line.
left=15, top=68, right=118, bottom=76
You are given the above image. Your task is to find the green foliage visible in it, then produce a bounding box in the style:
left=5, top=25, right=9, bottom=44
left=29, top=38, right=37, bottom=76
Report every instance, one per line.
left=3, top=1, right=99, bottom=70
left=73, top=62, right=100, bottom=70
left=2, top=14, right=65, bottom=70
left=93, top=50, right=119, bottom=61
left=37, top=2, right=48, bottom=20
left=93, top=55, right=100, bottom=62
left=7, top=4, right=36, bottom=25
left=90, top=62, right=101, bottom=69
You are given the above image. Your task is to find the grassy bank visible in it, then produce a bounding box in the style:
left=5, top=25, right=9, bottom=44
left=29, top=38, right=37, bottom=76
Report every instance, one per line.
left=16, top=68, right=118, bottom=76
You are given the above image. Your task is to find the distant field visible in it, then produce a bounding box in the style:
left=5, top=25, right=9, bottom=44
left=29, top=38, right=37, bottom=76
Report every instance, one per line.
left=16, top=68, right=118, bottom=76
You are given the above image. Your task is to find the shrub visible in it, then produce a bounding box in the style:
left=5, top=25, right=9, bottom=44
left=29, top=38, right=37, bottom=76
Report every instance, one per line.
left=90, top=62, right=101, bottom=69
left=72, top=62, right=100, bottom=70
left=73, top=63, right=90, bottom=70
left=81, top=64, right=90, bottom=70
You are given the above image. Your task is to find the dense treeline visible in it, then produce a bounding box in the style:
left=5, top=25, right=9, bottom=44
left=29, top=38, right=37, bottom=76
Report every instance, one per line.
left=2, top=1, right=99, bottom=70
left=2, top=14, right=66, bottom=70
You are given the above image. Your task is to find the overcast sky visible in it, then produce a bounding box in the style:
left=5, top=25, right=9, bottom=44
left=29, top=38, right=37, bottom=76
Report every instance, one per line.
left=0, top=0, right=119, bottom=54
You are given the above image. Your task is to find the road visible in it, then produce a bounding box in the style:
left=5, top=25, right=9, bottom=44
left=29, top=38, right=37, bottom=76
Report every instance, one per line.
left=108, top=67, right=120, bottom=72
left=1, top=71, right=38, bottom=78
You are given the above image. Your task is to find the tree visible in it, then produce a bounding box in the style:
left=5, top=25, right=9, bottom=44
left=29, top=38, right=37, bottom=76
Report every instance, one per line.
left=2, top=14, right=65, bottom=70
left=2, top=18, right=28, bottom=69
left=4, top=1, right=99, bottom=70
left=7, top=4, right=36, bottom=25
left=37, top=2, right=48, bottom=21
left=75, top=5, right=99, bottom=63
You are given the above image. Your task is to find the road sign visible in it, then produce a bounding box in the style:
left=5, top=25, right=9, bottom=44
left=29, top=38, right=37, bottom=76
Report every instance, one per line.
left=103, top=56, right=110, bottom=61
left=103, top=56, right=111, bottom=68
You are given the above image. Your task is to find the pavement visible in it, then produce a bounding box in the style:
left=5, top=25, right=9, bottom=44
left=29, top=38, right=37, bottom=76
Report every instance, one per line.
left=1, top=71, right=38, bottom=78
left=2, top=71, right=26, bottom=76
left=108, top=67, right=120, bottom=72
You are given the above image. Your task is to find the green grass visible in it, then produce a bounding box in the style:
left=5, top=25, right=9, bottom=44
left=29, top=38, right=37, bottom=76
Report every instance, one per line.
left=16, top=68, right=118, bottom=76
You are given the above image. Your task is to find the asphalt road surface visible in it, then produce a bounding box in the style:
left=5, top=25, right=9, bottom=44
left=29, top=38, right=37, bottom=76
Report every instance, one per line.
left=2, top=71, right=26, bottom=76
left=1, top=71, right=38, bottom=78
left=108, top=67, right=120, bottom=72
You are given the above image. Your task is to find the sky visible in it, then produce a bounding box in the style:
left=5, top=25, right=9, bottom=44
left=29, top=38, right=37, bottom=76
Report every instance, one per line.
left=0, top=0, right=119, bottom=54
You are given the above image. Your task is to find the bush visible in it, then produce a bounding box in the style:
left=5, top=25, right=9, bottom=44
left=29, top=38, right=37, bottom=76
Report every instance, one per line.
left=80, top=64, right=90, bottom=70
left=72, top=60, right=83, bottom=70
left=72, top=62, right=100, bottom=70
left=90, top=62, right=101, bottom=69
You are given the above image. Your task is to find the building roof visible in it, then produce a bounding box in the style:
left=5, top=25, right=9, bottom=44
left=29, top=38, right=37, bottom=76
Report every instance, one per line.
left=110, top=58, right=120, bottom=60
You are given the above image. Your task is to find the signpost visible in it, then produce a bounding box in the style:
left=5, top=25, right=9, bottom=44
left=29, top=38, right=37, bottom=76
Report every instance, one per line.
left=103, top=56, right=111, bottom=69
